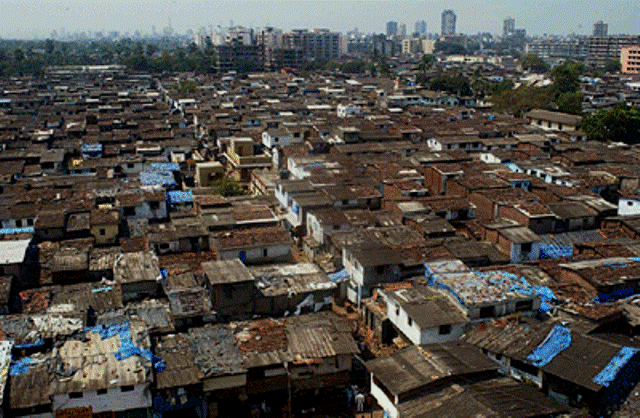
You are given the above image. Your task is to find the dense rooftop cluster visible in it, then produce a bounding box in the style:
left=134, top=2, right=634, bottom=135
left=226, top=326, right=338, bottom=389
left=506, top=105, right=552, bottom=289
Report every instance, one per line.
left=1, top=68, right=640, bottom=417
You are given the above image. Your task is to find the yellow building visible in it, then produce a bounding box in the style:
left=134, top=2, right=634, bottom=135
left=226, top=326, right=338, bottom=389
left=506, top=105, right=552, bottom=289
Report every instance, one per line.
left=90, top=209, right=120, bottom=246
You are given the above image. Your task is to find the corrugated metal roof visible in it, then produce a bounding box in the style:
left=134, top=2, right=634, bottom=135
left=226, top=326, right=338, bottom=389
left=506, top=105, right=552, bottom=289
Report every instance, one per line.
left=366, top=342, right=499, bottom=397
left=51, top=321, right=152, bottom=394
left=0, top=239, right=31, bottom=265
left=155, top=333, right=202, bottom=389
left=202, top=259, right=254, bottom=286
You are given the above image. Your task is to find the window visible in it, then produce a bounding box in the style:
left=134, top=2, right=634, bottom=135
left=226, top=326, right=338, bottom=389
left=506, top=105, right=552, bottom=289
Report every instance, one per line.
left=97, top=389, right=108, bottom=395
left=69, top=392, right=83, bottom=399
left=263, top=248, right=268, bottom=257
left=120, top=385, right=135, bottom=392
left=516, top=300, right=533, bottom=312
left=629, top=201, right=634, bottom=206
left=479, top=306, right=495, bottom=318
left=521, top=242, right=532, bottom=253
left=26, top=219, right=33, bottom=226
left=149, top=201, right=160, bottom=210
left=123, top=207, right=135, bottom=216
left=395, top=304, right=400, bottom=316
left=439, top=325, right=452, bottom=335
left=408, top=317, right=413, bottom=326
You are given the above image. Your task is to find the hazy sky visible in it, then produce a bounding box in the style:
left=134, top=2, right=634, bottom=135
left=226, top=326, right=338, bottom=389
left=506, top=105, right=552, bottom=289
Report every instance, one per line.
left=1, top=0, right=638, bottom=39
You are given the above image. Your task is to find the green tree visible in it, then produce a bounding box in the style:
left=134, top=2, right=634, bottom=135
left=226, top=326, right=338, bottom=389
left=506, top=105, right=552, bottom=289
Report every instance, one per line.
left=520, top=54, right=549, bottom=73
left=487, top=79, right=515, bottom=96
left=604, top=60, right=621, bottom=74
left=339, top=60, right=366, bottom=74
left=550, top=60, right=585, bottom=96
left=45, top=38, right=55, bottom=55
left=578, top=104, right=640, bottom=143
left=174, top=79, right=198, bottom=93
left=435, top=41, right=467, bottom=55
left=492, top=85, right=553, bottom=117
left=213, top=177, right=244, bottom=197
left=428, top=74, right=472, bottom=96
left=556, top=91, right=583, bottom=115
left=13, top=48, right=25, bottom=62
left=419, top=54, right=435, bottom=68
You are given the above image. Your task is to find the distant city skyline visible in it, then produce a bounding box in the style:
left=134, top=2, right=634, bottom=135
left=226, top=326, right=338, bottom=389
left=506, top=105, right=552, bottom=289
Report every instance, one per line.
left=1, top=0, right=639, bottom=39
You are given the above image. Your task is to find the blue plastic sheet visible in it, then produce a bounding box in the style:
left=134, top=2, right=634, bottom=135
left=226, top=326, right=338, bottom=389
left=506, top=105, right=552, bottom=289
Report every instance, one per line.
left=149, top=162, right=180, bottom=172
left=167, top=190, right=193, bottom=204
left=81, top=144, right=102, bottom=151
left=595, top=288, right=635, bottom=303
left=13, top=339, right=44, bottom=350
left=139, top=171, right=176, bottom=188
left=539, top=244, right=573, bottom=260
left=0, top=227, right=35, bottom=235
left=85, top=322, right=166, bottom=371
left=328, top=269, right=350, bottom=282
left=526, top=324, right=571, bottom=367
left=510, top=285, right=556, bottom=313
left=91, top=286, right=113, bottom=293
left=10, top=357, right=38, bottom=376
left=593, top=347, right=640, bottom=387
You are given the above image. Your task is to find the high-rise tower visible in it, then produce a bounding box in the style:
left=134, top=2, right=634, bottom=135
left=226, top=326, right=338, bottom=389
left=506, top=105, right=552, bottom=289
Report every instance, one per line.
left=441, top=10, right=456, bottom=36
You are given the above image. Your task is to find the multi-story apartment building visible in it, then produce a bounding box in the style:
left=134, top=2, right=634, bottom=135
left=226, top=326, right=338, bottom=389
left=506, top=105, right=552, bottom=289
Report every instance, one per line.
left=259, top=27, right=305, bottom=71
left=386, top=21, right=398, bottom=37
left=503, top=17, right=515, bottom=38
left=593, top=20, right=608, bottom=37
left=526, top=37, right=588, bottom=60
left=441, top=10, right=457, bottom=36
left=226, top=26, right=254, bottom=45
left=587, top=35, right=640, bottom=67
left=283, top=29, right=341, bottom=61
left=415, top=20, right=427, bottom=38
left=214, top=43, right=262, bottom=73
left=401, top=38, right=422, bottom=56
left=621, top=45, right=640, bottom=74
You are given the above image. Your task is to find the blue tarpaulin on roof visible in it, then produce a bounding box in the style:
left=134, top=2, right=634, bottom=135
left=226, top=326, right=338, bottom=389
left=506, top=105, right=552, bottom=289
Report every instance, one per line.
left=0, top=227, right=34, bottom=235
left=84, top=322, right=165, bottom=371
left=328, top=269, right=350, bottom=282
left=504, top=162, right=521, bottom=172
left=510, top=285, right=555, bottom=313
left=13, top=339, right=44, bottom=350
left=475, top=270, right=556, bottom=314
left=593, top=347, right=640, bottom=387
left=526, top=324, right=571, bottom=367
left=149, top=162, right=180, bottom=172
left=10, top=357, right=39, bottom=376
left=539, top=244, right=573, bottom=260
left=595, top=288, right=635, bottom=303
left=81, top=143, right=102, bottom=152
left=139, top=171, right=176, bottom=188
left=167, top=190, right=193, bottom=204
